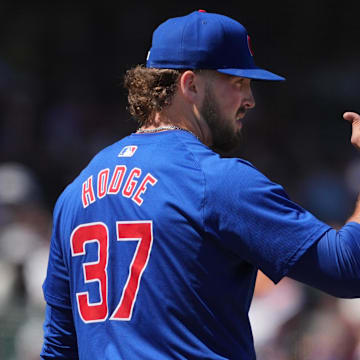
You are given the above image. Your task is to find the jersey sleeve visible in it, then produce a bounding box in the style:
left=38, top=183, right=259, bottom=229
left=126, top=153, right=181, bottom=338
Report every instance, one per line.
left=43, top=196, right=72, bottom=309
left=204, top=158, right=331, bottom=283
left=41, top=303, right=79, bottom=359
left=288, top=222, right=360, bottom=298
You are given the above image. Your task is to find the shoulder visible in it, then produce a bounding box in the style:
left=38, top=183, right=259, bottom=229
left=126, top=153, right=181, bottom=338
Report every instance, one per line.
left=192, top=147, right=271, bottom=194
left=195, top=150, right=294, bottom=221
left=53, top=137, right=130, bottom=214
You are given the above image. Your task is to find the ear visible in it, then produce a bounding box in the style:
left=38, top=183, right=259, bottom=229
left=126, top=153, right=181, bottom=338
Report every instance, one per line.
left=179, top=70, right=204, bottom=104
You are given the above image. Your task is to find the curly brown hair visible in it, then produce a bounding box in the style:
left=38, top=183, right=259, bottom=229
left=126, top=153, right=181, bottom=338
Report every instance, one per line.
left=124, top=65, right=183, bottom=127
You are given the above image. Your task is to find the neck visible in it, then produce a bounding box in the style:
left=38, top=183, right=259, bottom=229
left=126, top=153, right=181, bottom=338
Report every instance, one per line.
left=136, top=124, right=201, bottom=141
left=138, top=104, right=212, bottom=147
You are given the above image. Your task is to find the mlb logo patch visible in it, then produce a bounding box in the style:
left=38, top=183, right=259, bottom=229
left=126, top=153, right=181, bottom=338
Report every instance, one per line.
left=118, top=146, right=138, bottom=157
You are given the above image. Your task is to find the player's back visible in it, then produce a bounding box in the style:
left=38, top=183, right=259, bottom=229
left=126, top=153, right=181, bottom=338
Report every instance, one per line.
left=47, top=130, right=260, bottom=359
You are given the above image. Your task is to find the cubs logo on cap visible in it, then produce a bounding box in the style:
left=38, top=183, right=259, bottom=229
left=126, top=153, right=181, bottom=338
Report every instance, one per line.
left=247, top=35, right=254, bottom=57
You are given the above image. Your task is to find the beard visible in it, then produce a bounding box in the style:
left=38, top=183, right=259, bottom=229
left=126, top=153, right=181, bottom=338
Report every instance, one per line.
left=200, top=85, right=243, bottom=153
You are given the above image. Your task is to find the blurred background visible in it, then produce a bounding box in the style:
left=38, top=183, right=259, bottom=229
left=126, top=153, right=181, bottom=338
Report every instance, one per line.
left=0, top=1, right=359, bottom=359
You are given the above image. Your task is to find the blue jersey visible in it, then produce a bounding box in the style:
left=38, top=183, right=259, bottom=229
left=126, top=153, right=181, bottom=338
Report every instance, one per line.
left=43, top=130, right=330, bottom=359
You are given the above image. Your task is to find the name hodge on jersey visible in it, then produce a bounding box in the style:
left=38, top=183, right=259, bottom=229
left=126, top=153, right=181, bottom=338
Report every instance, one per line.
left=82, top=165, right=158, bottom=208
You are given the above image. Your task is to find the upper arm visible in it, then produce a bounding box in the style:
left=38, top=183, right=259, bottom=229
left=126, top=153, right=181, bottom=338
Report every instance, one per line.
left=204, top=158, right=331, bottom=283
left=41, top=303, right=79, bottom=359
left=287, top=223, right=360, bottom=298
left=41, top=198, right=78, bottom=358
left=43, top=195, right=73, bottom=309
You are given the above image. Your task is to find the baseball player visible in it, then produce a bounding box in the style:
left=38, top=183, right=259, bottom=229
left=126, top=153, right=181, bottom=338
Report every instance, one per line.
left=41, top=11, right=360, bottom=359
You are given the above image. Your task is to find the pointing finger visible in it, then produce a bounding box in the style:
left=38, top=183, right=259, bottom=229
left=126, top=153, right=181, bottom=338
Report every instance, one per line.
left=343, top=112, right=360, bottom=123
left=343, top=112, right=360, bottom=149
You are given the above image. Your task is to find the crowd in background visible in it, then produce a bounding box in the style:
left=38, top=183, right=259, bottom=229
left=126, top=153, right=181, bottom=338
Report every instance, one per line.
left=0, top=2, right=360, bottom=359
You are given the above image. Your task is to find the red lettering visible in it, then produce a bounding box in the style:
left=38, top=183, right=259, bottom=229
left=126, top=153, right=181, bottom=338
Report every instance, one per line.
left=97, top=169, right=110, bottom=199
left=82, top=176, right=95, bottom=208
left=110, top=221, right=153, bottom=320
left=132, top=174, right=158, bottom=206
left=122, top=168, right=141, bottom=198
left=71, top=222, right=109, bottom=323
left=108, top=165, right=127, bottom=194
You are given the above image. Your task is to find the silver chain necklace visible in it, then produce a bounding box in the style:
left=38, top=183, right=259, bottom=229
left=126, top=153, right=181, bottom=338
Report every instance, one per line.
left=136, top=125, right=200, bottom=141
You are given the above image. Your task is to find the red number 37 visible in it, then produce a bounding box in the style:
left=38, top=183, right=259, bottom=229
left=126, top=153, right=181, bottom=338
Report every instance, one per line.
left=70, top=221, right=153, bottom=323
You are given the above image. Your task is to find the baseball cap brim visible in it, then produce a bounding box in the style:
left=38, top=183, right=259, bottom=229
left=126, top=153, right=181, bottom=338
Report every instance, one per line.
left=218, top=68, right=285, bottom=81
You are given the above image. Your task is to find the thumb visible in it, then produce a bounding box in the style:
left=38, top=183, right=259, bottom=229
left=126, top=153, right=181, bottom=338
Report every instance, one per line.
left=343, top=112, right=360, bottom=149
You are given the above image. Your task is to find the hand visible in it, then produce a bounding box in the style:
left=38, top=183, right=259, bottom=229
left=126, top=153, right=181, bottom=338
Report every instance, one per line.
left=344, top=112, right=360, bottom=150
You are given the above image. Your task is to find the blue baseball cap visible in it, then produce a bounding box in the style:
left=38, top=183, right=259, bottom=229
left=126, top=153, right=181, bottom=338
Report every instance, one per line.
left=146, top=10, right=285, bottom=81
